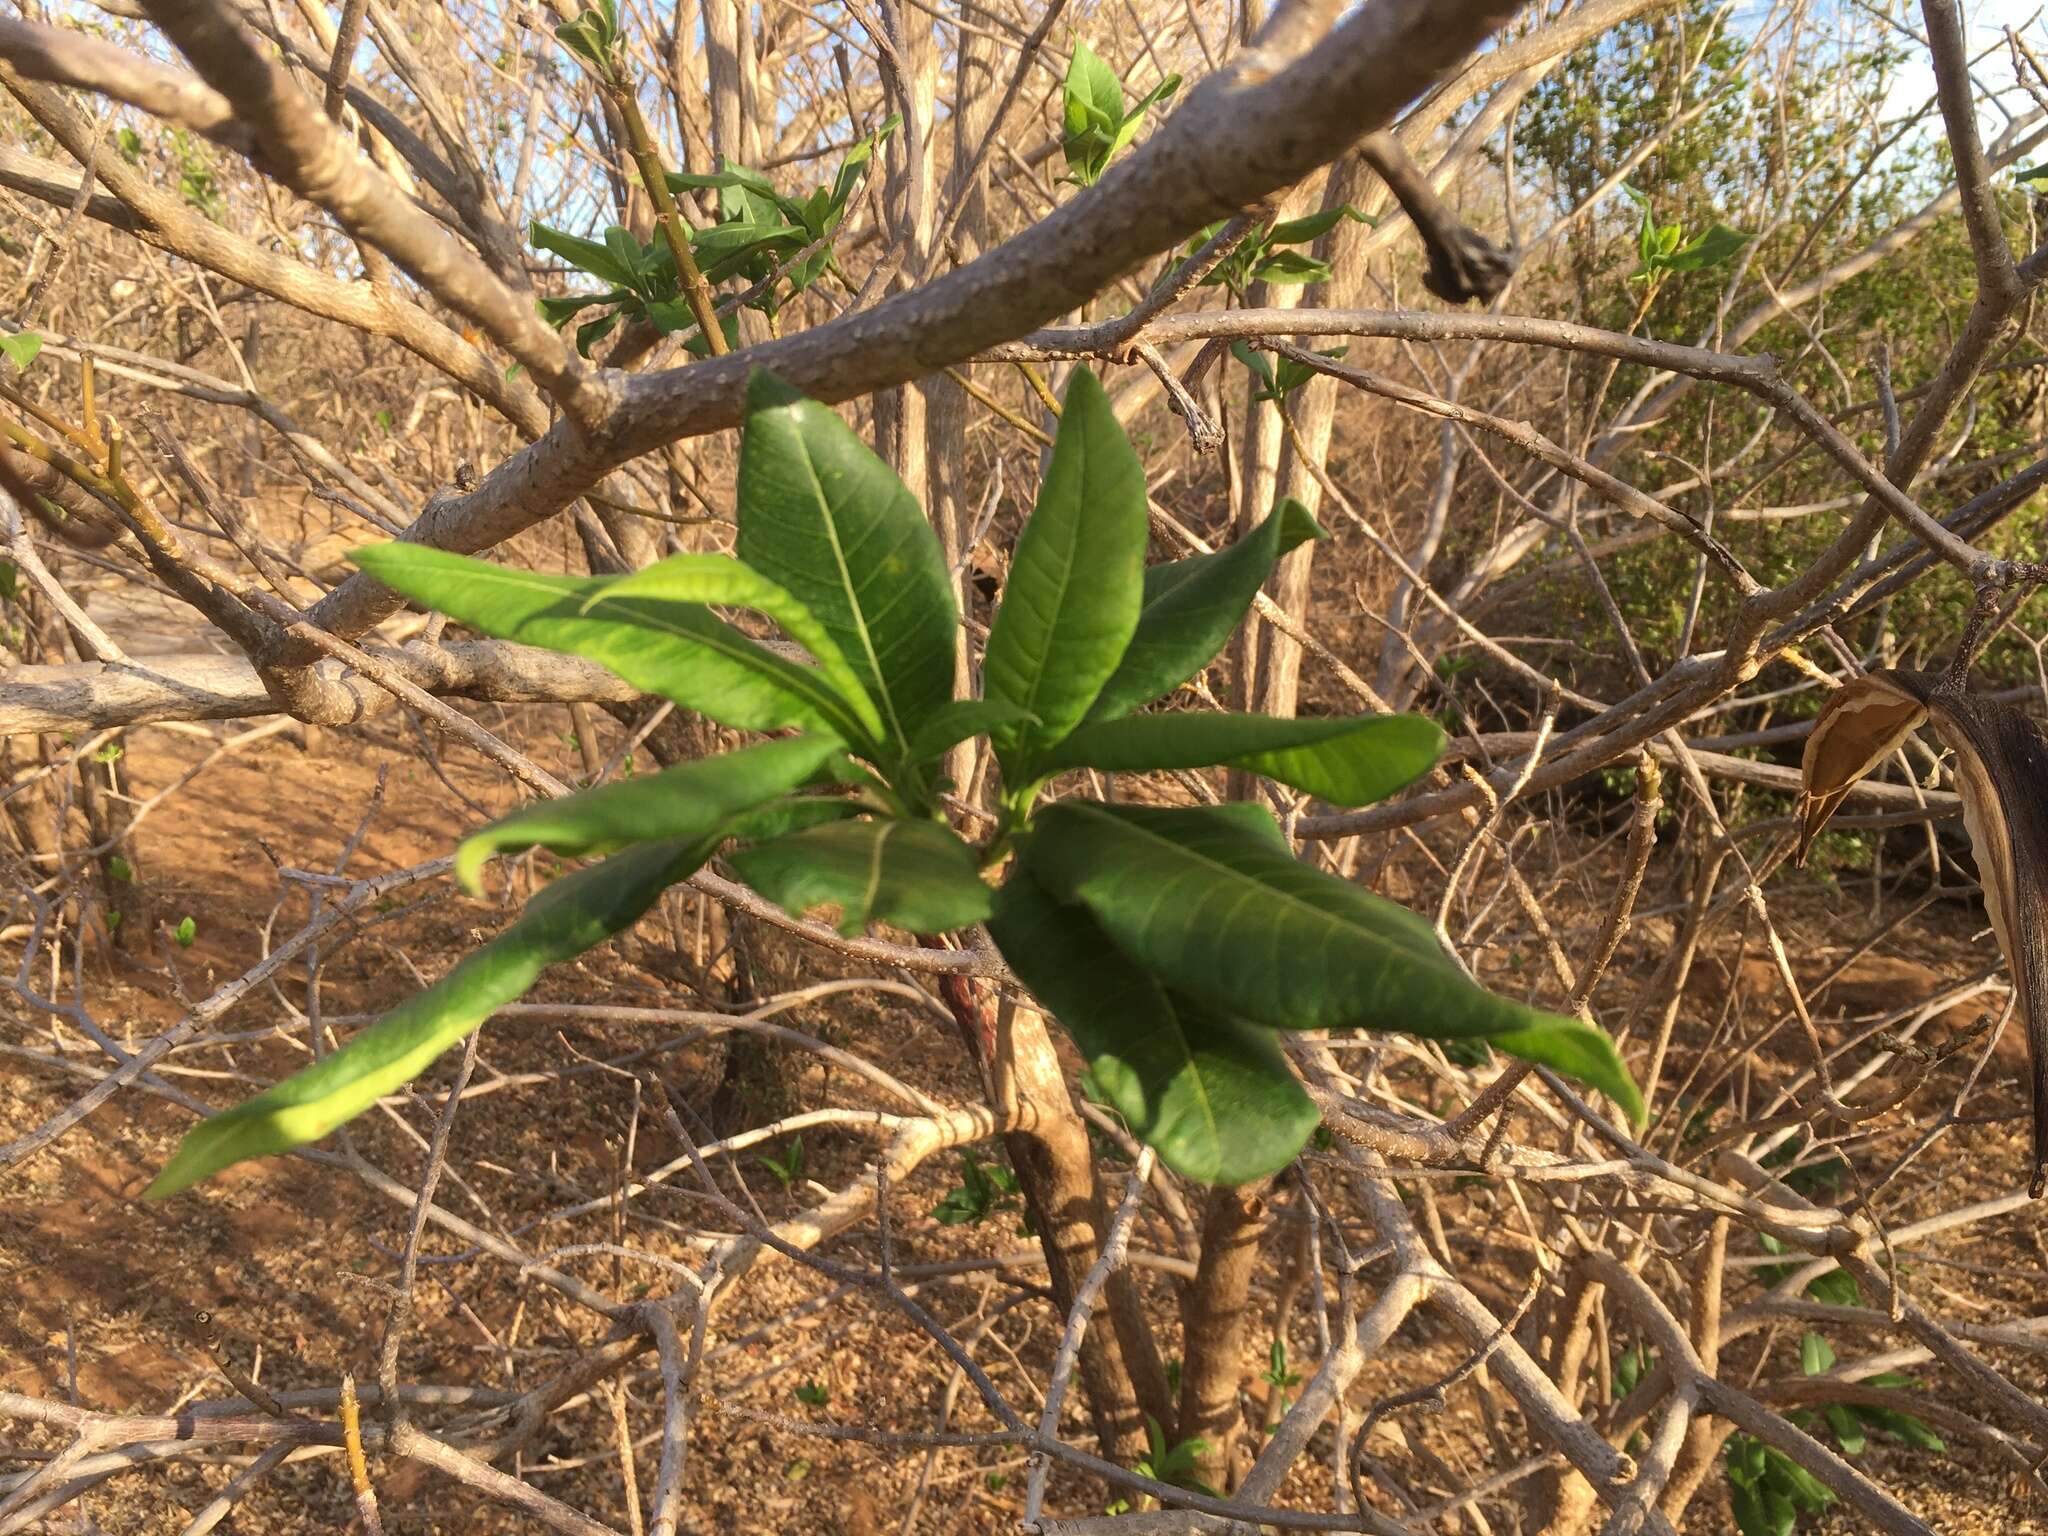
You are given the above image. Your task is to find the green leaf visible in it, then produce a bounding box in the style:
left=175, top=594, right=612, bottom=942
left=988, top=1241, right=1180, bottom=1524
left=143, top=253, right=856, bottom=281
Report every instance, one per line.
left=1250, top=249, right=1331, bottom=285
left=583, top=553, right=885, bottom=745
left=0, top=332, right=42, bottom=370
left=175, top=916, right=197, bottom=948
left=1229, top=341, right=1278, bottom=393
left=1088, top=500, right=1324, bottom=721
left=736, top=372, right=959, bottom=752
left=1666, top=221, right=1751, bottom=272
left=902, top=699, right=1034, bottom=766
left=1800, top=1333, right=1835, bottom=1376
left=1862, top=1407, right=1943, bottom=1451
left=1066, top=39, right=1124, bottom=123
left=1804, top=1268, right=1861, bottom=1307
left=1267, top=205, right=1366, bottom=247
left=1023, top=802, right=1644, bottom=1122
left=537, top=291, right=620, bottom=328
left=530, top=220, right=638, bottom=289
left=1109, top=72, right=1180, bottom=159
left=1768, top=1449, right=1836, bottom=1512
left=1824, top=1404, right=1866, bottom=1457
left=455, top=733, right=842, bottom=895
left=1062, top=40, right=1127, bottom=182
left=148, top=837, right=707, bottom=1197
left=1728, top=1479, right=1777, bottom=1536
left=604, top=226, right=652, bottom=292
left=108, top=855, right=133, bottom=883
left=1042, top=711, right=1444, bottom=808
left=731, top=818, right=991, bottom=936
left=991, top=867, right=1318, bottom=1184
left=575, top=311, right=622, bottom=357
left=349, top=545, right=871, bottom=742
left=983, top=368, right=1148, bottom=771
left=664, top=167, right=757, bottom=193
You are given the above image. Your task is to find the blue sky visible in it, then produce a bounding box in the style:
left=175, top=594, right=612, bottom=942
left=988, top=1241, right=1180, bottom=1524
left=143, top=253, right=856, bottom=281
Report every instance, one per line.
left=1885, top=0, right=2047, bottom=122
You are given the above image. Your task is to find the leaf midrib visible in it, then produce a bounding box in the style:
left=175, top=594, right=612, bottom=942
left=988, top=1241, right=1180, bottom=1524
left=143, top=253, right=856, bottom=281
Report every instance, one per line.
left=792, top=434, right=906, bottom=747
left=1053, top=804, right=1471, bottom=998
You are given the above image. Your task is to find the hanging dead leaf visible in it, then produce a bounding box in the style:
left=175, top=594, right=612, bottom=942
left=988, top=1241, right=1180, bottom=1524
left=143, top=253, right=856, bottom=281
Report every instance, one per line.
left=1797, top=669, right=2048, bottom=1196
left=1794, top=673, right=1927, bottom=865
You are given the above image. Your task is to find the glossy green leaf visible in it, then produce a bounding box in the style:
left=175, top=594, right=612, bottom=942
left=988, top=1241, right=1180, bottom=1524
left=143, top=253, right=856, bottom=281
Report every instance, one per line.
left=349, top=544, right=869, bottom=742
left=736, top=371, right=959, bottom=750
left=1023, top=802, right=1644, bottom=1122
left=585, top=553, right=885, bottom=744
left=983, top=368, right=1148, bottom=770
left=455, top=732, right=842, bottom=895
left=731, top=818, right=991, bottom=936
left=991, top=868, right=1318, bottom=1183
left=148, top=837, right=706, bottom=1197
left=1043, top=711, right=1443, bottom=807
left=1087, top=499, right=1324, bottom=721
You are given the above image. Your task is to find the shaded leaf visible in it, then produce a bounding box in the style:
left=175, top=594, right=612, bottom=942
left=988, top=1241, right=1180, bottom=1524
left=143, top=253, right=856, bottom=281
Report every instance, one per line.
left=530, top=220, right=637, bottom=288
left=1088, top=500, right=1324, bottom=721
left=991, top=867, right=1317, bottom=1183
left=732, top=817, right=991, bottom=936
left=1023, top=802, right=1643, bottom=1121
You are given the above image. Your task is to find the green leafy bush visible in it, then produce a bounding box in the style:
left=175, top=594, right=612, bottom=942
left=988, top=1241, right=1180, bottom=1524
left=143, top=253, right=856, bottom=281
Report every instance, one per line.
left=147, top=368, right=1642, bottom=1198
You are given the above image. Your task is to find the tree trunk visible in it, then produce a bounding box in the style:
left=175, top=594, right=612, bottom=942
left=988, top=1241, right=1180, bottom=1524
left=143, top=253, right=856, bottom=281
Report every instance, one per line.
left=935, top=969, right=1168, bottom=1461
left=1174, top=1180, right=1270, bottom=1489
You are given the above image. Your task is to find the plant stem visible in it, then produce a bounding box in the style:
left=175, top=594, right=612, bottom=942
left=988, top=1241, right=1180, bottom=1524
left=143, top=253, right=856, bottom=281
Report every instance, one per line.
left=606, top=81, right=728, bottom=356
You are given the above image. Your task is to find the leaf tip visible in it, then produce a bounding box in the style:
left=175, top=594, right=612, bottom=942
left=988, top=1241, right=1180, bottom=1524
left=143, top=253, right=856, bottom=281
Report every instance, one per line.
left=744, top=366, right=804, bottom=415
left=453, top=840, right=493, bottom=899
left=143, top=1139, right=209, bottom=1201
left=345, top=541, right=398, bottom=572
